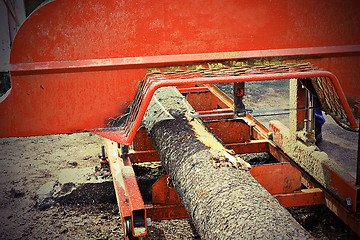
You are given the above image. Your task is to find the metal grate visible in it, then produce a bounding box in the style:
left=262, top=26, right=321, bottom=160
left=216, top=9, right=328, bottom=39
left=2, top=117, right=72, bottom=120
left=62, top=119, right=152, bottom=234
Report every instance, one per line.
left=148, top=63, right=319, bottom=80
left=91, top=62, right=357, bottom=145
left=312, top=76, right=351, bottom=127
left=122, top=63, right=318, bottom=134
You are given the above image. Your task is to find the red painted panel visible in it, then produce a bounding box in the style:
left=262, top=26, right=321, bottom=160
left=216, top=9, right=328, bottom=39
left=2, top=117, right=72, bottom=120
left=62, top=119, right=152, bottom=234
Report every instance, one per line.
left=145, top=204, right=189, bottom=221
left=207, top=121, right=251, bottom=144
left=0, top=69, right=144, bottom=137
left=152, top=175, right=182, bottom=205
left=1, top=0, right=359, bottom=138
left=250, top=163, right=301, bottom=195
left=10, top=0, right=360, bottom=64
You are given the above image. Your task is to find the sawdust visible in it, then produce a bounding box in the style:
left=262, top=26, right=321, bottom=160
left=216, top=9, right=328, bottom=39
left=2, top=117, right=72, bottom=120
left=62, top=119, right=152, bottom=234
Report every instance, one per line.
left=187, top=116, right=250, bottom=170
left=0, top=133, right=198, bottom=240
left=1, top=131, right=357, bottom=239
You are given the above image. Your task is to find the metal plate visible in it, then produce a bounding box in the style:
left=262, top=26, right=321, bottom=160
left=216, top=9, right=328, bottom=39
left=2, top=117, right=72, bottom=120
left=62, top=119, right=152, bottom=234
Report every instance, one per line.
left=1, top=0, right=360, bottom=138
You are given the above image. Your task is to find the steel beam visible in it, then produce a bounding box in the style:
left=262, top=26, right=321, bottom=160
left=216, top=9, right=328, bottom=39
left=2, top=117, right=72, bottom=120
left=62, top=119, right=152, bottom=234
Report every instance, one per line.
left=104, top=139, right=147, bottom=237
left=274, top=188, right=325, bottom=208
left=10, top=45, right=360, bottom=75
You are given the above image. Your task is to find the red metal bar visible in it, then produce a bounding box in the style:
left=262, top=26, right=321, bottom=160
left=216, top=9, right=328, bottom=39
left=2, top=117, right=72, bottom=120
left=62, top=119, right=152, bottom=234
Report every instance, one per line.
left=145, top=204, right=189, bottom=221
left=177, top=86, right=209, bottom=93
left=268, top=144, right=294, bottom=164
left=226, top=140, right=269, bottom=154
left=128, top=140, right=270, bottom=163
left=273, top=188, right=325, bottom=208
left=104, top=139, right=147, bottom=237
left=326, top=167, right=359, bottom=213
left=300, top=173, right=360, bottom=236
left=105, top=140, right=131, bottom=217
left=9, top=45, right=360, bottom=75
left=324, top=191, right=360, bottom=237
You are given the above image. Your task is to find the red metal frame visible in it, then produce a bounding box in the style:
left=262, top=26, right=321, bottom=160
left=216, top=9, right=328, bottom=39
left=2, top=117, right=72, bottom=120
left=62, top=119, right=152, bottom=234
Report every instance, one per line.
left=105, top=139, right=147, bottom=237
left=91, top=68, right=357, bottom=145
left=103, top=85, right=359, bottom=237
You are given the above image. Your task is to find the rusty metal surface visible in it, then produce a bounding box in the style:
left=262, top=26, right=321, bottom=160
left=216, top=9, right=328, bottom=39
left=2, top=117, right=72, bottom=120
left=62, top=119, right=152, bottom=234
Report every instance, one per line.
left=105, top=140, right=131, bottom=218
left=206, top=120, right=251, bottom=144
left=184, top=91, right=221, bottom=112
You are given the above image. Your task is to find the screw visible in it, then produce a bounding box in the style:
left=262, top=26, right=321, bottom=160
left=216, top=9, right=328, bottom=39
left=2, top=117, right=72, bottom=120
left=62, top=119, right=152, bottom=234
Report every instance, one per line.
left=345, top=197, right=352, bottom=208
left=267, top=132, right=274, bottom=141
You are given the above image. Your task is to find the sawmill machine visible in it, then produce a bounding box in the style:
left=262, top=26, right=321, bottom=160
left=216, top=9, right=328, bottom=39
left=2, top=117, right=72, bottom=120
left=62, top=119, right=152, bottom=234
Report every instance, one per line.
left=0, top=0, right=359, bottom=238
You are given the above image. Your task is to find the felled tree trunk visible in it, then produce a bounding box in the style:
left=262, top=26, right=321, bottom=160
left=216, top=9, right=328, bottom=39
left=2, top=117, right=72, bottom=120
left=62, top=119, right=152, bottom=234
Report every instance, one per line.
left=144, top=87, right=312, bottom=239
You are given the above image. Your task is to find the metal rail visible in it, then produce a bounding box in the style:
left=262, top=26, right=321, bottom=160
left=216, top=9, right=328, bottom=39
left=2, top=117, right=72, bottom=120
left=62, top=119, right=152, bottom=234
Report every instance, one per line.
left=9, top=45, right=360, bottom=75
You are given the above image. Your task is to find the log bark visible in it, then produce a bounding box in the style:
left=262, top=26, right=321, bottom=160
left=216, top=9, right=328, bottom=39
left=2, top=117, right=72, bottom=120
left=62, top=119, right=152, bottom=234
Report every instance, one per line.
left=144, top=87, right=312, bottom=239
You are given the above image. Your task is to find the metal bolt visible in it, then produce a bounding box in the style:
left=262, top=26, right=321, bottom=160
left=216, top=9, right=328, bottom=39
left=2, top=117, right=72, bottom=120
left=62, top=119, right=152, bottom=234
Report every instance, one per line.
left=101, top=145, right=106, bottom=159
left=344, top=197, right=352, bottom=208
